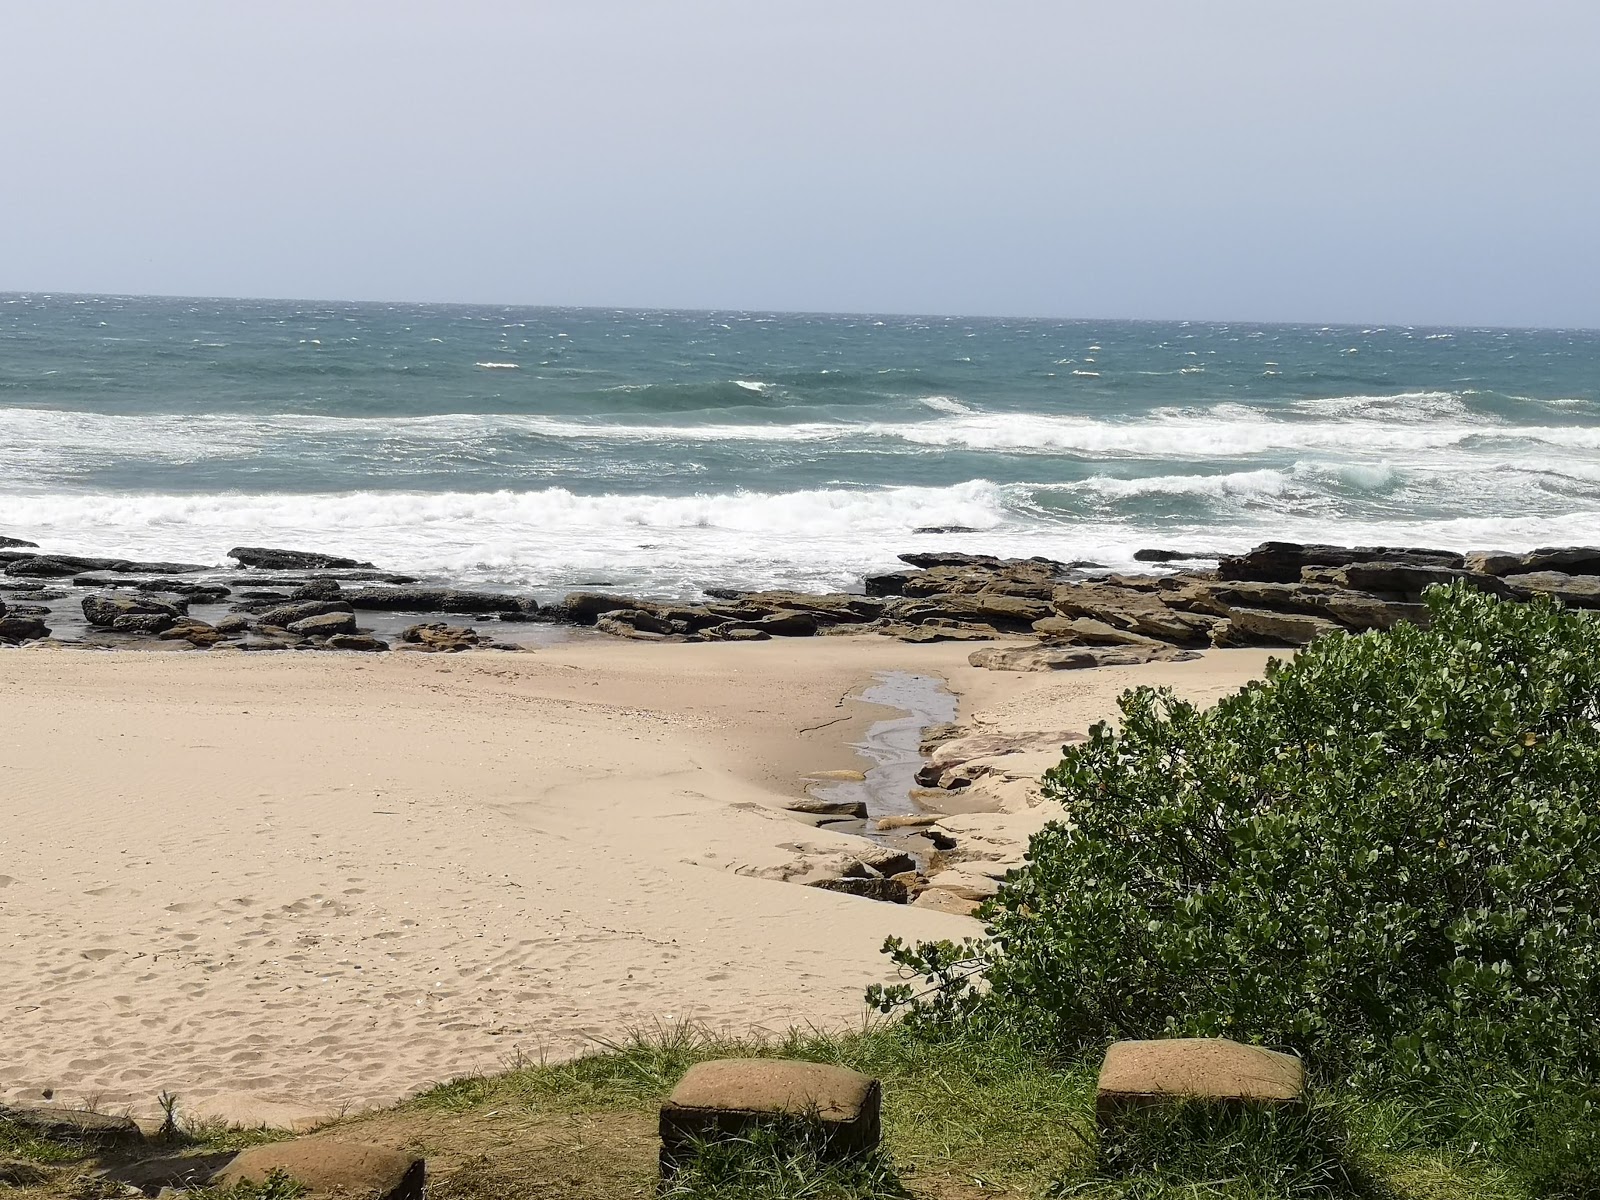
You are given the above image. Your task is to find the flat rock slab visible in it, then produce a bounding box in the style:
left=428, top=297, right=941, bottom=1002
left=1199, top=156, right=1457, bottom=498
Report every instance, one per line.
left=213, top=1139, right=424, bottom=1199
left=0, top=1102, right=145, bottom=1145
left=1096, top=1038, right=1305, bottom=1123
left=660, top=1059, right=881, bottom=1175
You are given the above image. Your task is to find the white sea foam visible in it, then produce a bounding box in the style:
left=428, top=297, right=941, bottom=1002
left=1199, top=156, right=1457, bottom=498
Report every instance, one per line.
left=6, top=482, right=1595, bottom=598
left=474, top=361, right=520, bottom=369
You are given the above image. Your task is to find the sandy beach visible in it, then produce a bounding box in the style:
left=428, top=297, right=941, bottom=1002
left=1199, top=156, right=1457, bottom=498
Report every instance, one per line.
left=0, top=639, right=1274, bottom=1127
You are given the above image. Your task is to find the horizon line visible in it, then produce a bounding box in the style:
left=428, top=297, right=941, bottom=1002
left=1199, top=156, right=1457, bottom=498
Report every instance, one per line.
left=2, top=288, right=1595, bottom=336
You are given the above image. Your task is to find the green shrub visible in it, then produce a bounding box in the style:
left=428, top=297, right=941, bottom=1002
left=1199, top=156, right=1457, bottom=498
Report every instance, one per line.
left=872, top=585, right=1600, bottom=1085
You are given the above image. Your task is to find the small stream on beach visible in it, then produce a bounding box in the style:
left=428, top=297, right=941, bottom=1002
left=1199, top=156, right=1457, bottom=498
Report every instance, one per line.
left=808, top=671, right=958, bottom=831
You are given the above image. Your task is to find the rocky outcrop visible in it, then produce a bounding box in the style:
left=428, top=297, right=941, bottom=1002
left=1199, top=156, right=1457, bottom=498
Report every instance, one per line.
left=1218, top=541, right=1464, bottom=583
left=968, top=644, right=1199, bottom=672
left=6, top=555, right=207, bottom=578
left=81, top=593, right=185, bottom=633
left=228, top=546, right=375, bottom=570
left=1501, top=571, right=1600, bottom=608
left=345, top=587, right=532, bottom=616
left=0, top=615, right=50, bottom=644
left=256, top=600, right=353, bottom=627
left=398, top=622, right=485, bottom=651
left=0, top=535, right=38, bottom=549
left=288, top=611, right=358, bottom=636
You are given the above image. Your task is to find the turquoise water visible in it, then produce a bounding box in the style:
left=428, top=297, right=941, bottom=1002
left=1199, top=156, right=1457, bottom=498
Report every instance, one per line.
left=3, top=293, right=1598, bottom=596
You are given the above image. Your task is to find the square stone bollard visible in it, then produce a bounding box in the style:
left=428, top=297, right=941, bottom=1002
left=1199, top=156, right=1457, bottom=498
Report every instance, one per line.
left=1095, top=1037, right=1306, bottom=1128
left=659, top=1058, right=882, bottom=1180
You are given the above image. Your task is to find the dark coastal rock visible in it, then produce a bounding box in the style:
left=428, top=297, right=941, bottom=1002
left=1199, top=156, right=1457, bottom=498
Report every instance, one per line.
left=562, top=592, right=648, bottom=624
left=346, top=587, right=529, bottom=615
left=1134, top=548, right=1228, bottom=562
left=1051, top=582, right=1219, bottom=644
left=81, top=593, right=185, bottom=633
left=0, top=615, right=50, bottom=644
left=288, top=611, right=358, bottom=636
left=1218, top=541, right=1464, bottom=583
left=290, top=578, right=343, bottom=601
left=158, top=619, right=229, bottom=647
left=1501, top=571, right=1600, bottom=608
left=1326, top=562, right=1511, bottom=600
left=912, top=524, right=981, bottom=535
left=863, top=571, right=917, bottom=597
left=8, top=555, right=129, bottom=578
left=257, top=600, right=353, bottom=626
left=887, top=593, right=1051, bottom=630
left=1211, top=607, right=1346, bottom=647
left=752, top=591, right=884, bottom=621
left=228, top=546, right=375, bottom=570
left=1033, top=615, right=1164, bottom=646
left=399, top=622, right=484, bottom=651
left=213, top=613, right=255, bottom=634
left=15, top=555, right=209, bottom=577
left=594, top=609, right=677, bottom=640
left=809, top=876, right=911, bottom=904
left=325, top=634, right=390, bottom=652
left=901, top=563, right=1058, bottom=600
left=898, top=551, right=1010, bottom=570
left=0, top=535, right=38, bottom=549
left=1162, top=579, right=1428, bottom=633
left=1465, top=547, right=1600, bottom=578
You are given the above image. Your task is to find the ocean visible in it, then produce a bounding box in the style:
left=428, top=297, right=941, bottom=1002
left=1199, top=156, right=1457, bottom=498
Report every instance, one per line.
left=3, top=293, right=1598, bottom=599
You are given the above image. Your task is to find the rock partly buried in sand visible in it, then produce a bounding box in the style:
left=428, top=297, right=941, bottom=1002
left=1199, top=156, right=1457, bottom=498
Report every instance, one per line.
left=784, top=798, right=869, bottom=819
left=968, top=644, right=1199, bottom=672
left=399, top=622, right=484, bottom=651
left=0, top=1102, right=145, bottom=1146
left=212, top=1140, right=424, bottom=1200
left=324, top=634, right=390, bottom=652
left=809, top=876, right=911, bottom=903
left=1095, top=1037, right=1306, bottom=1123
left=228, top=546, right=376, bottom=570
left=81, top=592, right=185, bottom=634
left=0, top=616, right=49, bottom=645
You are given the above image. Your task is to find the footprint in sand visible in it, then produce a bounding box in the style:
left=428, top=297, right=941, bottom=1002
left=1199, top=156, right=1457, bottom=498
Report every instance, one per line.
left=80, top=948, right=118, bottom=961
left=0, top=876, right=18, bottom=888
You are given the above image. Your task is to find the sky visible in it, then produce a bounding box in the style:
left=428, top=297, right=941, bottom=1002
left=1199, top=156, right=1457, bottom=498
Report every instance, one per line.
left=1, top=2, right=1596, bottom=327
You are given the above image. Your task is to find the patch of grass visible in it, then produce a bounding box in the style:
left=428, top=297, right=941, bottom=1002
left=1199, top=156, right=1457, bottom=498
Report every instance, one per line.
left=663, top=1122, right=908, bottom=1200
left=0, top=1118, right=84, bottom=1165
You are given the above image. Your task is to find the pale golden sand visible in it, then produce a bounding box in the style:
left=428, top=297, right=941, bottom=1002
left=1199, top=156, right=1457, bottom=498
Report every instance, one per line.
left=0, top=639, right=1273, bottom=1126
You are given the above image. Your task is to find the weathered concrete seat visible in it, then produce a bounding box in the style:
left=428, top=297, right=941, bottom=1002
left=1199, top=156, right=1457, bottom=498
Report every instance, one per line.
left=1096, top=1037, right=1305, bottom=1126
left=211, top=1139, right=424, bottom=1200
left=659, top=1059, right=881, bottom=1177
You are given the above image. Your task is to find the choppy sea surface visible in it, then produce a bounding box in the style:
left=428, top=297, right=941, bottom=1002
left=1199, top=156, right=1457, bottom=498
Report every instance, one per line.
left=3, top=294, right=1598, bottom=597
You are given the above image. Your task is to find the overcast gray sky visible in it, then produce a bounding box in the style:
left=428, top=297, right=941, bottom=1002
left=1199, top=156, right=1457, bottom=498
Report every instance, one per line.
left=2, top=2, right=1596, bottom=326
